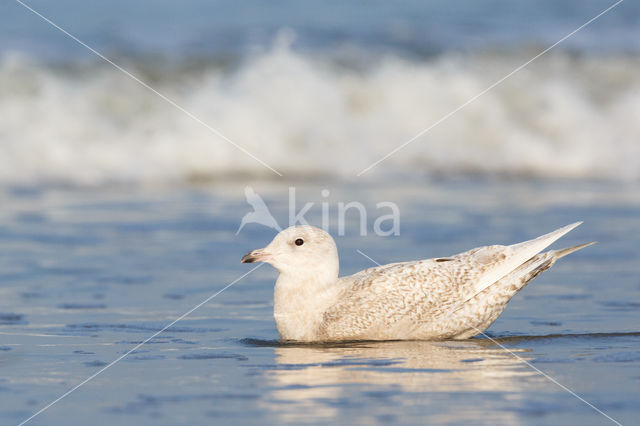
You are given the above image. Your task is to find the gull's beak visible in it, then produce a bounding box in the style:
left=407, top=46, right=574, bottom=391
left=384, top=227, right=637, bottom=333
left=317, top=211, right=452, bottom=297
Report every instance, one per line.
left=241, top=248, right=272, bottom=264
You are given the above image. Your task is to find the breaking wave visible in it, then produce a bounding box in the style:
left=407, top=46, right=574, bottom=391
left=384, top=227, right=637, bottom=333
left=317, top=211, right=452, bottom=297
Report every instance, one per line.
left=1, top=44, right=639, bottom=184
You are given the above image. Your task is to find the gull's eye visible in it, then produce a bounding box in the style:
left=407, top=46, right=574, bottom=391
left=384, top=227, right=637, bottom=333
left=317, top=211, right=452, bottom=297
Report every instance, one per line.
left=295, top=238, right=304, bottom=246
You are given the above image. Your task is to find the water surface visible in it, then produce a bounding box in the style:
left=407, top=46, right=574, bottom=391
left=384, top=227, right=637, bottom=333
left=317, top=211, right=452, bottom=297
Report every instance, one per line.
left=1, top=179, right=638, bottom=425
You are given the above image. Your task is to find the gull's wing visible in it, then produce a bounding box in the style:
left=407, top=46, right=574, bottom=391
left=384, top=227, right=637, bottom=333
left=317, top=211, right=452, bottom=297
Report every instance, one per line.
left=320, top=223, right=583, bottom=340
left=462, top=222, right=582, bottom=296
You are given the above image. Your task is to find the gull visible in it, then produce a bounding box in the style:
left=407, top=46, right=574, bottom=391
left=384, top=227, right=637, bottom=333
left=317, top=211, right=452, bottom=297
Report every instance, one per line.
left=241, top=223, right=593, bottom=342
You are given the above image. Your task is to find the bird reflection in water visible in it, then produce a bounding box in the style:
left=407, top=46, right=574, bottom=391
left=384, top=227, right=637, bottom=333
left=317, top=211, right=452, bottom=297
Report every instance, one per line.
left=261, top=339, right=542, bottom=423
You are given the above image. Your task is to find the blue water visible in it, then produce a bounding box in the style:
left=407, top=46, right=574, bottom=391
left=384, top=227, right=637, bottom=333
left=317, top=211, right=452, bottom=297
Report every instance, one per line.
left=2, top=0, right=639, bottom=58
left=1, top=180, right=639, bottom=425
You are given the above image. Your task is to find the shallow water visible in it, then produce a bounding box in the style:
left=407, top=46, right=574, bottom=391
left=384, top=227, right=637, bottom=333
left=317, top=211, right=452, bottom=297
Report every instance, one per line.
left=0, top=179, right=638, bottom=425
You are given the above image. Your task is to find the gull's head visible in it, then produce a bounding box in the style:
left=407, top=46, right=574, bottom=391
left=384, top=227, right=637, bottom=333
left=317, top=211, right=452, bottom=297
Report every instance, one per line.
left=241, top=226, right=339, bottom=280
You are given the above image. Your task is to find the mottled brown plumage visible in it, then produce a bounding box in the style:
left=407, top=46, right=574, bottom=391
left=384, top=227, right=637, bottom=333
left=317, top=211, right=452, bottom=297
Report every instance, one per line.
left=242, top=223, right=592, bottom=342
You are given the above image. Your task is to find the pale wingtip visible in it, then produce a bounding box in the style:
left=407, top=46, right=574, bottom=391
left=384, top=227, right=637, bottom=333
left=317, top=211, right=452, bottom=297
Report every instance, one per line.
left=537, top=221, right=584, bottom=244
left=561, top=221, right=583, bottom=232
left=510, top=221, right=584, bottom=252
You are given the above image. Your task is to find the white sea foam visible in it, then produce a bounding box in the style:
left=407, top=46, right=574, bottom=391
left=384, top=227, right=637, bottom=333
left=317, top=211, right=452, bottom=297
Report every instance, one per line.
left=1, top=45, right=639, bottom=185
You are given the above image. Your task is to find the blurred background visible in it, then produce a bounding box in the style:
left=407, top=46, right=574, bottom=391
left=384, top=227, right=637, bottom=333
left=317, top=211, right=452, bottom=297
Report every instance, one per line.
left=0, top=0, right=639, bottom=183
left=0, top=1, right=639, bottom=425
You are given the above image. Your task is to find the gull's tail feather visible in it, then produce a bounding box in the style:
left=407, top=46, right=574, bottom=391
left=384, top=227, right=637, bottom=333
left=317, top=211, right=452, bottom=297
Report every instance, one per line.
left=552, top=242, right=596, bottom=259
left=502, top=241, right=595, bottom=297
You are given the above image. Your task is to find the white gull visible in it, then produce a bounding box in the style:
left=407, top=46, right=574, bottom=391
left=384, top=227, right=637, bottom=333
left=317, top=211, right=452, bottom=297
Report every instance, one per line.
left=241, top=222, right=593, bottom=342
